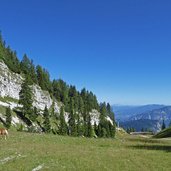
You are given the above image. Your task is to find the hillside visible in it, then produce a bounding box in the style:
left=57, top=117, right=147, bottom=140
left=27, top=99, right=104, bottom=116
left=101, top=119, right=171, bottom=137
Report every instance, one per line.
left=153, top=127, right=171, bottom=138
left=0, top=34, right=115, bottom=138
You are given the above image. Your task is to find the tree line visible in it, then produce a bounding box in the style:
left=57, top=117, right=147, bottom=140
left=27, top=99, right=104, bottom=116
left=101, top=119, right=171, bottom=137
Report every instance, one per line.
left=19, top=76, right=116, bottom=138
left=0, top=32, right=116, bottom=138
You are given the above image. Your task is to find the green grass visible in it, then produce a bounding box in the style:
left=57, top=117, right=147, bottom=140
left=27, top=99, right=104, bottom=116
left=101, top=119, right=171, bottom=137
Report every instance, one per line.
left=0, top=105, right=18, bottom=120
left=153, top=127, right=171, bottom=138
left=0, top=132, right=171, bottom=171
left=0, top=96, right=19, bottom=104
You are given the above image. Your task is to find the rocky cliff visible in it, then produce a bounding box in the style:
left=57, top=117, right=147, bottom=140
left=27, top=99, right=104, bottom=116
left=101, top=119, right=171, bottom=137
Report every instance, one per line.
left=0, top=60, right=108, bottom=127
left=0, top=60, right=60, bottom=112
left=0, top=60, right=23, bottom=100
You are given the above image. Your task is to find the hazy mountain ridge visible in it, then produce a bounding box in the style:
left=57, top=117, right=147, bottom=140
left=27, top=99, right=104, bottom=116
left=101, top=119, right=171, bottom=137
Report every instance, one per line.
left=113, top=104, right=165, bottom=121
left=113, top=104, right=171, bottom=132
left=130, top=106, right=171, bottom=126
left=120, top=119, right=160, bottom=132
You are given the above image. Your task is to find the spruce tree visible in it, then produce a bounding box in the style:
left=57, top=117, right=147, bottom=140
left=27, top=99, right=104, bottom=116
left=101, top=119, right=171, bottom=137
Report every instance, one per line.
left=68, top=98, right=77, bottom=136
left=3, top=45, right=21, bottom=73
left=36, top=65, right=52, bottom=92
left=87, top=114, right=93, bottom=137
left=51, top=101, right=55, bottom=118
left=59, top=106, right=67, bottom=135
left=5, top=106, right=12, bottom=129
left=20, top=54, right=36, bottom=84
left=30, top=107, right=38, bottom=122
left=43, top=106, right=51, bottom=133
left=109, top=121, right=115, bottom=138
left=76, top=113, right=82, bottom=136
left=98, top=103, right=106, bottom=137
left=101, top=128, right=107, bottom=138
left=126, top=128, right=130, bottom=134
left=107, top=103, right=115, bottom=123
left=97, top=124, right=102, bottom=137
left=105, top=121, right=110, bottom=138
left=19, top=77, right=33, bottom=118
left=162, top=119, right=166, bottom=130
left=94, top=122, right=98, bottom=136
left=78, top=96, right=84, bottom=115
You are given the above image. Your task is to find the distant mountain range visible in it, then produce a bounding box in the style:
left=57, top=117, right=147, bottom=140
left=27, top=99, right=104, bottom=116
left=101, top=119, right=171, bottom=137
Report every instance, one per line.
left=113, top=104, right=165, bottom=121
left=120, top=119, right=160, bottom=132
left=113, top=104, right=171, bottom=132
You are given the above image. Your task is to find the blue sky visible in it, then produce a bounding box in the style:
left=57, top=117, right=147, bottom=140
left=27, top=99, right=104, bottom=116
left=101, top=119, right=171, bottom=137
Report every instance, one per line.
left=0, top=0, right=171, bottom=105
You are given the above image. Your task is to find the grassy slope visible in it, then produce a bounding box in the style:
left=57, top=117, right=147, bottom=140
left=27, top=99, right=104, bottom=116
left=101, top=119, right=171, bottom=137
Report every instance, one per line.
left=153, top=127, right=171, bottom=138
left=0, top=132, right=170, bottom=171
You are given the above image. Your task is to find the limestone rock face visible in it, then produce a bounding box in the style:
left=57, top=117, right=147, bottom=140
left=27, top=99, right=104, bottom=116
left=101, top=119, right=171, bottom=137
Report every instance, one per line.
left=90, top=109, right=101, bottom=125
left=0, top=61, right=23, bottom=99
left=32, top=84, right=53, bottom=111
left=0, top=61, right=110, bottom=125
left=0, top=61, right=60, bottom=112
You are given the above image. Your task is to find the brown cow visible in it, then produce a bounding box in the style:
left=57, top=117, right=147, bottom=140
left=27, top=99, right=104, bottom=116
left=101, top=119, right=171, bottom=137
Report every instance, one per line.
left=0, top=128, right=8, bottom=140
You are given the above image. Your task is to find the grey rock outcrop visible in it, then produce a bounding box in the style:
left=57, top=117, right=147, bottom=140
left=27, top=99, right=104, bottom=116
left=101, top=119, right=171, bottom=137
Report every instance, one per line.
left=0, top=61, right=23, bottom=99
left=0, top=61, right=60, bottom=112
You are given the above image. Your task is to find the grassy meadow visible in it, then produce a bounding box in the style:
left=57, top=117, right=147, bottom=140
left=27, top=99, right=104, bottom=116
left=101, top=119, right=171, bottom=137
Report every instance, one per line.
left=0, top=131, right=171, bottom=171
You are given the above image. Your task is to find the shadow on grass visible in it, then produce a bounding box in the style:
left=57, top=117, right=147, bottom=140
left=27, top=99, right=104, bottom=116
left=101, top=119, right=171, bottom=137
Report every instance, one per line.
left=128, top=145, right=171, bottom=152
left=127, top=138, right=165, bottom=144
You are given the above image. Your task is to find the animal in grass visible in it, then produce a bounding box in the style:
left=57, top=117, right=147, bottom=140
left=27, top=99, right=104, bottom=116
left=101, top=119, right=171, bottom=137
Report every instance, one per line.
left=0, top=128, right=8, bottom=140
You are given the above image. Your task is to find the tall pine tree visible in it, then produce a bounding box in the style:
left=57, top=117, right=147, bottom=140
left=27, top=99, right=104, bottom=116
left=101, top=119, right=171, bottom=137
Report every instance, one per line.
left=5, top=106, right=12, bottom=129
left=59, top=106, right=67, bottom=135
left=19, top=77, right=33, bottom=118
left=68, top=98, right=77, bottom=136
left=87, top=114, right=93, bottom=137
left=162, top=119, right=166, bottom=130
left=43, top=106, right=51, bottom=133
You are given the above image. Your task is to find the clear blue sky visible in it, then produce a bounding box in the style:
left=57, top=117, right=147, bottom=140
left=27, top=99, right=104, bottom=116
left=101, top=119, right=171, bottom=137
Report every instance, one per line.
left=0, top=0, right=171, bottom=105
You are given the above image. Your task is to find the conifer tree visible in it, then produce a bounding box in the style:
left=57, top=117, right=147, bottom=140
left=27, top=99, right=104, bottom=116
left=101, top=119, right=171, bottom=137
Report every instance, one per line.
left=76, top=113, right=82, bottom=136
left=98, top=103, right=115, bottom=138
left=19, top=77, right=33, bottom=117
left=5, top=106, right=12, bottom=129
left=30, top=107, right=38, bottom=122
left=109, top=121, right=115, bottom=138
left=87, top=114, right=93, bottom=137
left=94, top=122, right=98, bottom=136
left=107, top=103, right=115, bottom=123
left=30, top=59, right=37, bottom=84
left=78, top=96, right=84, bottom=114
left=162, top=119, right=166, bottom=130
left=126, top=128, right=130, bottom=134
left=43, top=106, right=51, bottom=133
left=105, top=121, right=110, bottom=138
left=50, top=101, right=55, bottom=118
left=68, top=98, right=77, bottom=136
left=20, top=55, right=37, bottom=85
left=59, top=106, right=67, bottom=135
left=36, top=65, right=52, bottom=92
left=101, top=128, right=107, bottom=138
left=97, top=124, right=102, bottom=137
left=4, top=46, right=21, bottom=73
left=20, top=54, right=31, bottom=74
